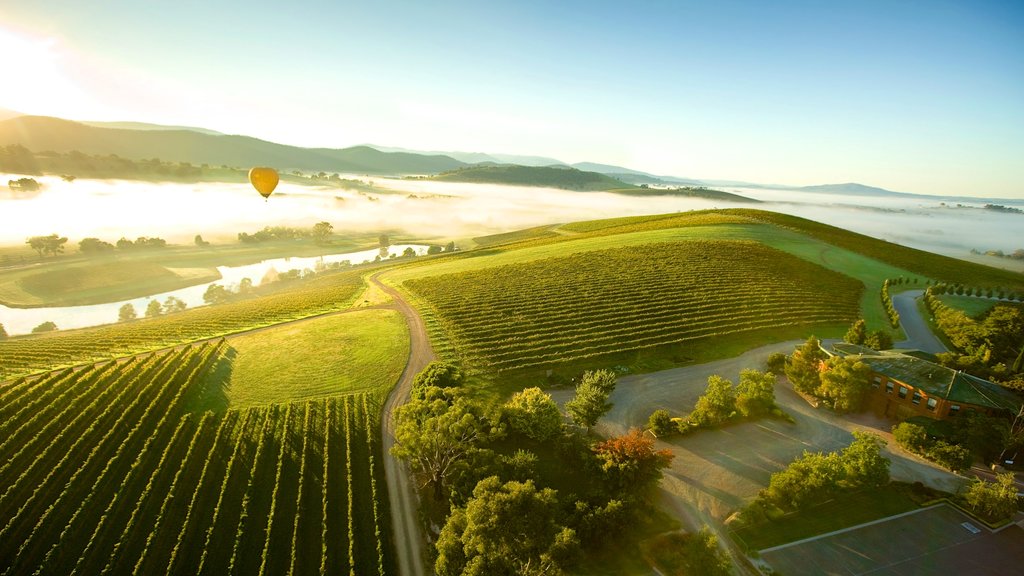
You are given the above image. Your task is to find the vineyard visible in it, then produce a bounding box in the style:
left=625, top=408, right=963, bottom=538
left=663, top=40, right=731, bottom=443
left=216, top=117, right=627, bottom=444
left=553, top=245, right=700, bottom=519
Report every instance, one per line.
left=0, top=267, right=366, bottom=379
left=405, top=240, right=862, bottom=371
left=0, top=343, right=393, bottom=575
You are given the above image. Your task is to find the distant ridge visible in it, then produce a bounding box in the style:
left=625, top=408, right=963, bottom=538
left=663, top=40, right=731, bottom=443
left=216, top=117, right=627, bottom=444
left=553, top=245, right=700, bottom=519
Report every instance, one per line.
left=0, top=116, right=469, bottom=175
left=80, top=120, right=225, bottom=136
left=428, top=165, right=630, bottom=191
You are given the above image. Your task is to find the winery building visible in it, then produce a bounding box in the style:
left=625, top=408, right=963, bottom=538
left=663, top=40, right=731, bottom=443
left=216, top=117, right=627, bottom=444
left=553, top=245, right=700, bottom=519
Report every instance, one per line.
left=826, top=343, right=1022, bottom=421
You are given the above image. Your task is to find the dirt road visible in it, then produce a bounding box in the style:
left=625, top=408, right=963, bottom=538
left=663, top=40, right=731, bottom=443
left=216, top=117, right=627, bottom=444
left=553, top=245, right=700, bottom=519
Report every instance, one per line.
left=374, top=273, right=432, bottom=576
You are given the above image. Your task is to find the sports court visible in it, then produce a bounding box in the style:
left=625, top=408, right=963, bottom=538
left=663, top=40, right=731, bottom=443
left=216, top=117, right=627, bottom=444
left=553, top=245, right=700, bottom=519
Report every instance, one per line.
left=760, top=504, right=1024, bottom=575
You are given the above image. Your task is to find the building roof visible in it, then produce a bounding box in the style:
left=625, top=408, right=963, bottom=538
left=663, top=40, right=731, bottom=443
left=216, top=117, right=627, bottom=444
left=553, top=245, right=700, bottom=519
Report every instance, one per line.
left=828, top=343, right=1022, bottom=413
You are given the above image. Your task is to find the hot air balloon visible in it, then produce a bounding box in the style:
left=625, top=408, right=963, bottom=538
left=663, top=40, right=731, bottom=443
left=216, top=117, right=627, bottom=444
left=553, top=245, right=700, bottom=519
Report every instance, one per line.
left=248, top=167, right=279, bottom=200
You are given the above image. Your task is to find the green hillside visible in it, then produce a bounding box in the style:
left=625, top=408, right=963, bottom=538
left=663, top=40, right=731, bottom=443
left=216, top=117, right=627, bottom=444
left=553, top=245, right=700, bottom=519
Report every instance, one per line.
left=0, top=116, right=467, bottom=175
left=428, top=165, right=630, bottom=190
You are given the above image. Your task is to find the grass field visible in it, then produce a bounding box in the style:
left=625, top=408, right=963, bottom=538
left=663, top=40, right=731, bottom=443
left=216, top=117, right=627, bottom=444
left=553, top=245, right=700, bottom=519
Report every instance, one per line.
left=405, top=240, right=861, bottom=374
left=730, top=484, right=921, bottom=551
left=0, top=259, right=219, bottom=307
left=0, top=235, right=382, bottom=307
left=0, top=266, right=368, bottom=379
left=220, top=309, right=408, bottom=408
left=937, top=294, right=1000, bottom=318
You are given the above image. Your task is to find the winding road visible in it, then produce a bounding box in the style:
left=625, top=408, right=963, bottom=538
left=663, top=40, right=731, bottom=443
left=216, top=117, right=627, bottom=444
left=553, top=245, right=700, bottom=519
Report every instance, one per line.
left=891, top=290, right=948, bottom=354
left=373, top=272, right=432, bottom=576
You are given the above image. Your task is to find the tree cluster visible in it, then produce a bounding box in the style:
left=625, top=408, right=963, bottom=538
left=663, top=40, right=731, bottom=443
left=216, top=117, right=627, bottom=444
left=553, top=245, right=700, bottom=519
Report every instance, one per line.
left=843, top=319, right=893, bottom=351
left=25, top=234, right=68, bottom=257
left=8, top=177, right=40, bottom=191
left=741, top=432, right=890, bottom=522
left=392, top=363, right=673, bottom=576
left=892, top=411, right=1014, bottom=471
left=962, top=473, right=1020, bottom=523
left=924, top=286, right=1024, bottom=383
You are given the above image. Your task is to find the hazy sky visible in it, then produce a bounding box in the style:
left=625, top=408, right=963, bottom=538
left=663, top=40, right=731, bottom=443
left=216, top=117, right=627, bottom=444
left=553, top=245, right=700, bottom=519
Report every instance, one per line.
left=1, top=0, right=1022, bottom=197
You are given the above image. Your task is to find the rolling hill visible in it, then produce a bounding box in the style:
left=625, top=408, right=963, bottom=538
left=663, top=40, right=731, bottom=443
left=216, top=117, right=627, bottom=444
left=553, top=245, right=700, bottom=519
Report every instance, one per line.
left=0, top=116, right=468, bottom=175
left=428, top=165, right=631, bottom=190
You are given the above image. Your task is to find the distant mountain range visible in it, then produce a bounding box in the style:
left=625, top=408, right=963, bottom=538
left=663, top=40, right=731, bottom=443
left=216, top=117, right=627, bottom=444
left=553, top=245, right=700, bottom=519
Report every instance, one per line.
left=0, top=116, right=469, bottom=175
left=1, top=112, right=1015, bottom=204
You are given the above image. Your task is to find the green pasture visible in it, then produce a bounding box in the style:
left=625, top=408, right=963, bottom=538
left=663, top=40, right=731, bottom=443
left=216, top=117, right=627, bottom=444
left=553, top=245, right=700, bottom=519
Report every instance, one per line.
left=214, top=309, right=408, bottom=409
left=937, top=294, right=1000, bottom=318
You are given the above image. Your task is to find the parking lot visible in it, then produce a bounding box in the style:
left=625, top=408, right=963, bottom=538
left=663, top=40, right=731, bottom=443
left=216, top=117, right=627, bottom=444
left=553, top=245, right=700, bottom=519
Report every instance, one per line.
left=760, top=504, right=1024, bottom=575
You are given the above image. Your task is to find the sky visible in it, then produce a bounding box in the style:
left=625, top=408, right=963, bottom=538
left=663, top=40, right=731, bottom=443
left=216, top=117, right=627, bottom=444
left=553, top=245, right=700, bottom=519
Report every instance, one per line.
left=1, top=0, right=1022, bottom=197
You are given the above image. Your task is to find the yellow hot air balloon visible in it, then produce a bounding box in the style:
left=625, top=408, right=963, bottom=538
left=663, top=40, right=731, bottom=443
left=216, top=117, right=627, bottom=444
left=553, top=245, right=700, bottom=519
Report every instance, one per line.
left=248, top=167, right=279, bottom=200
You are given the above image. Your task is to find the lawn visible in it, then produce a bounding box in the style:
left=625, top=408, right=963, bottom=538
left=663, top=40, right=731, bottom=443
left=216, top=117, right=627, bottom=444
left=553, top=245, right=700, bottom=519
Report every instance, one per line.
left=216, top=308, right=408, bottom=408
left=729, top=483, right=922, bottom=551
left=937, top=294, right=1000, bottom=318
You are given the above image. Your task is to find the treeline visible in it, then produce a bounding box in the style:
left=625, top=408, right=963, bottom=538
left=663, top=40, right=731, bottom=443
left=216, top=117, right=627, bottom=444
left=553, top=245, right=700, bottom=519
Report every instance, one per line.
left=0, top=144, right=244, bottom=181
left=880, top=279, right=900, bottom=328
left=971, top=248, right=1024, bottom=260
left=923, top=285, right=1024, bottom=386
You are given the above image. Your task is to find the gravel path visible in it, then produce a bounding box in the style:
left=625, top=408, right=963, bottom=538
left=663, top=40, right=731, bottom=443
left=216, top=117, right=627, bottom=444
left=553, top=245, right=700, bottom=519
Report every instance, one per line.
left=375, top=273, right=432, bottom=576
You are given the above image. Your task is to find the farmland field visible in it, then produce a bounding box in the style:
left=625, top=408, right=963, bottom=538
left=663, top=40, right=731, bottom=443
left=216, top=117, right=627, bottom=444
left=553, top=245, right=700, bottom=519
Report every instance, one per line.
left=0, top=343, right=393, bottom=575
left=405, top=240, right=862, bottom=372
left=0, top=267, right=367, bottom=379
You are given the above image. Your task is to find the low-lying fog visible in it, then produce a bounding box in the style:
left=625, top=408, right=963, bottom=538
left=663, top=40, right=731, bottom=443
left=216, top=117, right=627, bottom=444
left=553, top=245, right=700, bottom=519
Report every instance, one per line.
left=2, top=174, right=1022, bottom=265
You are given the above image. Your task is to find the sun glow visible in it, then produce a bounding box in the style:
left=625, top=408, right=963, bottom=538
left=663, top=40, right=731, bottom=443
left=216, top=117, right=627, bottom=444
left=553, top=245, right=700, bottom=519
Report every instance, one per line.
left=0, top=27, right=91, bottom=117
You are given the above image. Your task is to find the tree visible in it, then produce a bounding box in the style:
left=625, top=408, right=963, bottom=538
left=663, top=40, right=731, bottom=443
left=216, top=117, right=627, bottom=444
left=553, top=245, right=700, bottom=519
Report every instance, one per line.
left=118, top=303, right=137, bottom=322
left=413, top=361, right=463, bottom=390
left=402, top=247, right=416, bottom=257
left=79, top=237, right=114, bottom=253
left=892, top=422, right=928, bottom=452
left=766, top=352, right=787, bottom=375
left=32, top=321, right=57, bottom=333
left=26, top=234, right=68, bottom=257
left=840, top=432, right=890, bottom=488
left=435, top=476, right=579, bottom=576
left=163, top=296, right=187, bottom=313
left=691, top=375, right=736, bottom=426
left=391, top=389, right=491, bottom=499
left=864, top=329, right=893, bottom=351
left=238, top=277, right=254, bottom=295
left=0, top=323, right=7, bottom=340
left=194, top=234, right=209, bottom=247
left=844, top=319, right=868, bottom=345
left=565, top=375, right=614, bottom=431
left=446, top=241, right=456, bottom=252
left=647, top=409, right=675, bottom=437
left=963, top=473, right=1019, bottom=522
left=762, top=451, right=843, bottom=511
left=578, top=369, right=617, bottom=394
left=785, top=336, right=827, bottom=394
left=817, top=356, right=871, bottom=413
left=312, top=221, right=333, bottom=244
left=593, top=428, right=674, bottom=495
left=145, top=299, right=163, bottom=318
left=203, top=283, right=231, bottom=305
left=379, top=234, right=391, bottom=248
left=427, top=244, right=443, bottom=255
left=735, top=369, right=776, bottom=417
left=680, top=528, right=731, bottom=576
left=504, top=387, right=563, bottom=442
